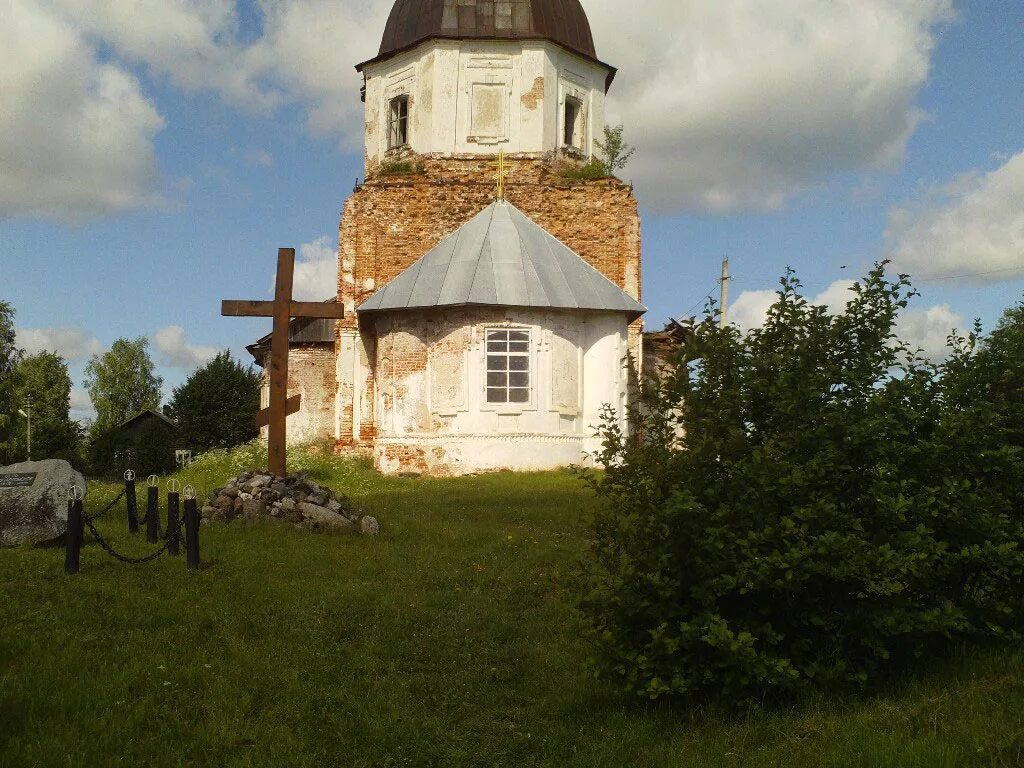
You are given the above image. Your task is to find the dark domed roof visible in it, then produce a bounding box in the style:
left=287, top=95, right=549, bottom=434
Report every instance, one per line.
left=367, top=0, right=602, bottom=67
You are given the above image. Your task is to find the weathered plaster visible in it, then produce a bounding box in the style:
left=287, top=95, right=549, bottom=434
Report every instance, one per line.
left=365, top=307, right=629, bottom=475
left=362, top=39, right=610, bottom=166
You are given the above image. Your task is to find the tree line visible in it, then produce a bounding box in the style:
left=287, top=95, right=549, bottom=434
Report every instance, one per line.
left=0, top=300, right=261, bottom=475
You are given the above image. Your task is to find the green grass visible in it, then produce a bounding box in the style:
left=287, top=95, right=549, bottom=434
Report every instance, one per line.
left=2, top=450, right=1023, bottom=767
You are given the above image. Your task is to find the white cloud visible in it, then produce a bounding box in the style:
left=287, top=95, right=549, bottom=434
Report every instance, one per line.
left=245, top=0, right=391, bottom=144
left=729, top=289, right=777, bottom=334
left=153, top=326, right=220, bottom=369
left=0, top=0, right=166, bottom=221
left=15, top=326, right=104, bottom=361
left=47, top=0, right=278, bottom=112
left=729, top=279, right=963, bottom=359
left=5, top=0, right=953, bottom=218
left=896, top=304, right=964, bottom=360
left=49, top=0, right=389, bottom=145
left=69, top=387, right=95, bottom=421
left=290, top=236, right=339, bottom=302
left=729, top=281, right=856, bottom=333
left=588, top=0, right=952, bottom=212
left=885, top=151, right=1024, bottom=282
left=811, top=280, right=858, bottom=315
left=49, top=0, right=275, bottom=108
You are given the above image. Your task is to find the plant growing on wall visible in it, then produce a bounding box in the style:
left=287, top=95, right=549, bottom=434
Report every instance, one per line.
left=595, top=124, right=636, bottom=176
left=378, top=160, right=423, bottom=176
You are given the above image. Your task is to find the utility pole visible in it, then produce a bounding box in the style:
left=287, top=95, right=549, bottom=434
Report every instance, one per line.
left=17, top=394, right=32, bottom=462
left=719, top=257, right=730, bottom=329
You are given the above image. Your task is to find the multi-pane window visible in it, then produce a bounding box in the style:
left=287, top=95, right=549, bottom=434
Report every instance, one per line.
left=486, top=329, right=530, bottom=404
left=388, top=96, right=409, bottom=149
left=564, top=98, right=582, bottom=148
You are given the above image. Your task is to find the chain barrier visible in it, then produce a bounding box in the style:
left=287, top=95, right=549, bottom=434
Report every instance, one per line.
left=83, top=513, right=185, bottom=565
left=84, top=488, right=127, bottom=524
left=65, top=473, right=201, bottom=574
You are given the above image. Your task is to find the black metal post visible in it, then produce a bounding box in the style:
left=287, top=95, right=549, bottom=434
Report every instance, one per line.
left=64, top=498, right=82, bottom=574
left=167, top=492, right=180, bottom=556
left=126, top=479, right=139, bottom=534
left=184, top=498, right=200, bottom=571
left=146, top=486, right=159, bottom=544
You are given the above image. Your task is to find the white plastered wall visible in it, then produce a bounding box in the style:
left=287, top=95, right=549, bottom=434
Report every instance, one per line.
left=369, top=307, right=630, bottom=475
left=362, top=39, right=611, bottom=167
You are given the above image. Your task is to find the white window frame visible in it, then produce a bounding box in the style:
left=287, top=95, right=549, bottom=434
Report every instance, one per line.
left=483, top=328, right=534, bottom=411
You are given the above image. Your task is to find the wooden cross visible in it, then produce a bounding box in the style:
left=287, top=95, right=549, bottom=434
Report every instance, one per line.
left=222, top=248, right=346, bottom=477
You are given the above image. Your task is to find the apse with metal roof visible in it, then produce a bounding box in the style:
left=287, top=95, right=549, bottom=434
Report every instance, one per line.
left=359, top=201, right=646, bottom=320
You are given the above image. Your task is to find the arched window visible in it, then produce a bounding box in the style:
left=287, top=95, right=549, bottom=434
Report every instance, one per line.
left=563, top=97, right=583, bottom=149
left=388, top=96, right=409, bottom=149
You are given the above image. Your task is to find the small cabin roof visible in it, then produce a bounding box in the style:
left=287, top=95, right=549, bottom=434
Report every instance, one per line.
left=118, top=410, right=179, bottom=432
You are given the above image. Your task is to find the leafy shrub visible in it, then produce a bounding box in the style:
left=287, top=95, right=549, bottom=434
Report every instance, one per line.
left=580, top=265, right=1024, bottom=704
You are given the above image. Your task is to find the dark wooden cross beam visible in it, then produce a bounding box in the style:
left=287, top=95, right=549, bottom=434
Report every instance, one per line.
left=222, top=248, right=345, bottom=477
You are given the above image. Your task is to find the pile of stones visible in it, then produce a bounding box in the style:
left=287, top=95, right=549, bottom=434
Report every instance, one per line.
left=203, top=470, right=379, bottom=535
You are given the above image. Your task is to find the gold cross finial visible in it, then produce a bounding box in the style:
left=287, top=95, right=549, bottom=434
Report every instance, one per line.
left=490, top=150, right=509, bottom=201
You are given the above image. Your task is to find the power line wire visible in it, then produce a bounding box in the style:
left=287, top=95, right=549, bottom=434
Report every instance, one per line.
left=680, top=282, right=722, bottom=318
left=915, top=264, right=1024, bottom=283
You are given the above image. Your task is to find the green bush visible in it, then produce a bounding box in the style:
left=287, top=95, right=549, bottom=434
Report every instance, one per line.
left=581, top=265, right=1024, bottom=704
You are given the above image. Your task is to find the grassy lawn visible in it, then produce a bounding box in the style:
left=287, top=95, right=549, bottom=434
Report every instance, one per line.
left=2, top=452, right=1023, bottom=767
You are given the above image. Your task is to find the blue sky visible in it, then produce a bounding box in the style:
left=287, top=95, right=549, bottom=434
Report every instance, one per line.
left=1, top=0, right=1022, bottom=420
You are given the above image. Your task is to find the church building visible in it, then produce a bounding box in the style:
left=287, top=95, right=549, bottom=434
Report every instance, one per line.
left=251, top=0, right=646, bottom=476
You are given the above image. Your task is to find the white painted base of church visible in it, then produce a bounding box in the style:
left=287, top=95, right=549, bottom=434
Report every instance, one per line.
left=374, top=433, right=602, bottom=476
left=350, top=307, right=635, bottom=476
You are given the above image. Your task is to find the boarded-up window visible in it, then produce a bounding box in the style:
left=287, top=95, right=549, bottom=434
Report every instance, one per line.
left=430, top=326, right=469, bottom=412
left=550, top=330, right=580, bottom=413
left=471, top=83, right=507, bottom=140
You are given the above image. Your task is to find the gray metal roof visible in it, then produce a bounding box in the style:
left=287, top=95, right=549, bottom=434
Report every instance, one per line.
left=358, top=202, right=646, bottom=319
left=246, top=300, right=337, bottom=365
